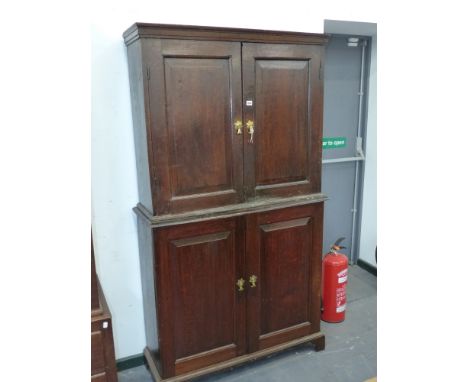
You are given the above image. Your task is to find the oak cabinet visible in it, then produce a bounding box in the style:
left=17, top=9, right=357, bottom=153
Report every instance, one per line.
left=149, top=203, right=323, bottom=378
left=124, top=23, right=328, bottom=381
left=125, top=25, right=326, bottom=216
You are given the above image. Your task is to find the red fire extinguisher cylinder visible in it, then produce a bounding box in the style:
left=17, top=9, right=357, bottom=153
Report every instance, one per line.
left=321, top=238, right=349, bottom=323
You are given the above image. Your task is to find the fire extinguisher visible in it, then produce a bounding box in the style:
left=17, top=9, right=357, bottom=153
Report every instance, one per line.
left=321, top=237, right=348, bottom=323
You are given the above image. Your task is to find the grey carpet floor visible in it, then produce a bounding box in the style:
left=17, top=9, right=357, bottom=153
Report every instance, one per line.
left=118, top=265, right=376, bottom=382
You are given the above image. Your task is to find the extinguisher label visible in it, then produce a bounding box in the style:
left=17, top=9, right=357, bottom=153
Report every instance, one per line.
left=337, top=269, right=348, bottom=284
left=336, top=284, right=347, bottom=313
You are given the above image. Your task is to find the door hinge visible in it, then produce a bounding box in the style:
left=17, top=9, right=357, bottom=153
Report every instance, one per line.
left=319, top=60, right=323, bottom=80
left=146, top=67, right=151, bottom=80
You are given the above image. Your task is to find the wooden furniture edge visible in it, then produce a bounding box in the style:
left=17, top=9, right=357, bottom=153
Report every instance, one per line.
left=133, top=193, right=328, bottom=227
left=91, top=278, right=118, bottom=382
left=91, top=305, right=104, bottom=317
left=144, top=331, right=325, bottom=382
left=123, top=23, right=330, bottom=46
left=92, top=279, right=111, bottom=322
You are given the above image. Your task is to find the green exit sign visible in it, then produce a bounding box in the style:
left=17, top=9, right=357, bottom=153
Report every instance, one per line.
left=323, top=137, right=347, bottom=149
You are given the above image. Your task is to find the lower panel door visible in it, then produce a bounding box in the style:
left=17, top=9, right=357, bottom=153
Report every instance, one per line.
left=155, top=217, right=246, bottom=377
left=246, top=203, right=323, bottom=352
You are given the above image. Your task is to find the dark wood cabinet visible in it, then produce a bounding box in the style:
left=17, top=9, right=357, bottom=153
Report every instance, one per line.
left=125, top=24, right=327, bottom=216
left=124, top=23, right=328, bottom=381
left=92, top=239, right=118, bottom=382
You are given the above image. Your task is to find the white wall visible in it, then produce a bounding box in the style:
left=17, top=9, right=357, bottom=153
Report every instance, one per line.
left=91, top=2, right=378, bottom=359
left=91, top=22, right=145, bottom=359
left=358, top=36, right=377, bottom=266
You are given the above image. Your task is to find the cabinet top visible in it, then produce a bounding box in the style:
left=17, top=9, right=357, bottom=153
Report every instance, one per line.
left=123, top=23, right=329, bottom=46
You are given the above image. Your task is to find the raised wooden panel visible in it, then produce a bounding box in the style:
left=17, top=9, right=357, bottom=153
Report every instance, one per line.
left=259, top=217, right=311, bottom=334
left=165, top=58, right=232, bottom=196
left=246, top=203, right=324, bottom=352
left=170, top=230, right=235, bottom=359
left=155, top=218, right=246, bottom=377
left=91, top=331, right=106, bottom=373
left=145, top=39, right=243, bottom=214
left=255, top=60, right=309, bottom=186
left=242, top=43, right=324, bottom=199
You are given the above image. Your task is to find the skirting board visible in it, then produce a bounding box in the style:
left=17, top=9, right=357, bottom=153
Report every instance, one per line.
left=357, top=259, right=377, bottom=276
left=116, top=353, right=146, bottom=371
left=144, top=331, right=325, bottom=382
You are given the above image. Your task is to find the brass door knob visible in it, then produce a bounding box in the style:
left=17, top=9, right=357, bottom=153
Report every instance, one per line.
left=249, top=275, right=257, bottom=288
left=234, top=120, right=243, bottom=135
left=236, top=278, right=245, bottom=292
left=246, top=120, right=255, bottom=143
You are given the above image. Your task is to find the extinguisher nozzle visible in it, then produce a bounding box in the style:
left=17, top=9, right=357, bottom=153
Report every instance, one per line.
left=331, top=237, right=346, bottom=252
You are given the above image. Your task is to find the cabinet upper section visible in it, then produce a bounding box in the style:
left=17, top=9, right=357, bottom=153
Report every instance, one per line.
left=123, top=23, right=329, bottom=46
left=124, top=24, right=328, bottom=216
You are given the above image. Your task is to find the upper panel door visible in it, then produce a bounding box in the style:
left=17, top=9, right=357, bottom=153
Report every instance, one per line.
left=245, top=203, right=323, bottom=352
left=242, top=43, right=324, bottom=200
left=145, top=39, right=243, bottom=215
left=155, top=218, right=246, bottom=378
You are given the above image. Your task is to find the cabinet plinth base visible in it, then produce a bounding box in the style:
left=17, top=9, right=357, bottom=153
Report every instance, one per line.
left=144, top=332, right=325, bottom=382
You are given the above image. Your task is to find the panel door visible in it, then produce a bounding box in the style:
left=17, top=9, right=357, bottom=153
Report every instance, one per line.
left=246, top=203, right=323, bottom=352
left=155, top=218, right=246, bottom=377
left=145, top=39, right=243, bottom=214
left=242, top=43, right=324, bottom=199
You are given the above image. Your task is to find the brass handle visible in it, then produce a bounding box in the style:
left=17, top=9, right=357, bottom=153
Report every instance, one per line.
left=249, top=275, right=257, bottom=288
left=246, top=120, right=254, bottom=143
left=234, top=120, right=243, bottom=135
left=236, top=278, right=245, bottom=292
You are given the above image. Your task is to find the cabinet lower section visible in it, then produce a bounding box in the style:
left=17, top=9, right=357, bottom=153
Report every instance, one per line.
left=144, top=332, right=324, bottom=382
left=137, top=202, right=324, bottom=380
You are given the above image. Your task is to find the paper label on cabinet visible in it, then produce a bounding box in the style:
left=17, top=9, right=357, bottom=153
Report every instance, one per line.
left=246, top=100, right=253, bottom=106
